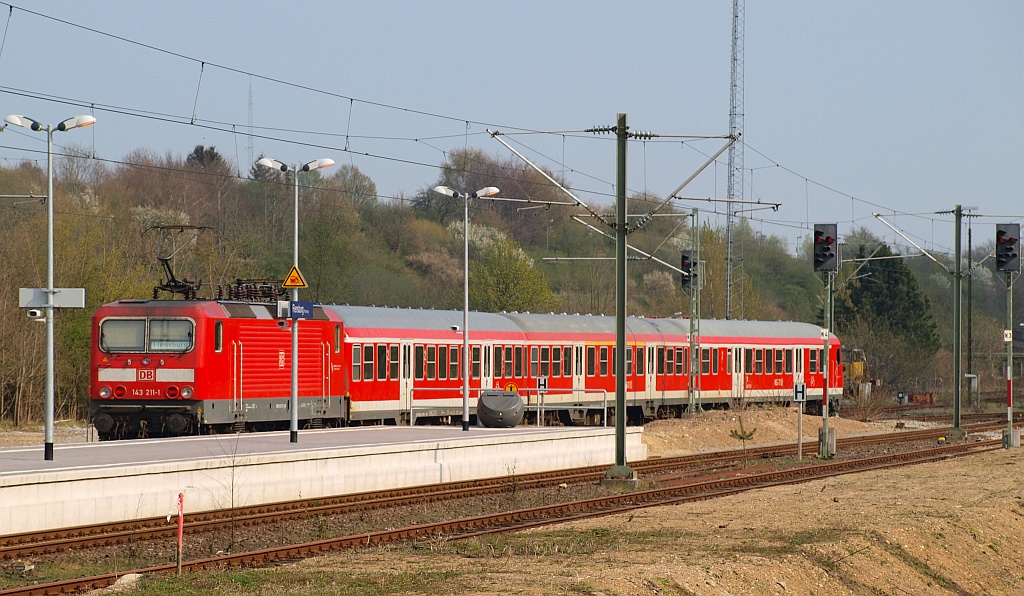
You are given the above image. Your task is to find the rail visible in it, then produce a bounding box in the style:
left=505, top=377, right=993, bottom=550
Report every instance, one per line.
left=0, top=438, right=1001, bottom=596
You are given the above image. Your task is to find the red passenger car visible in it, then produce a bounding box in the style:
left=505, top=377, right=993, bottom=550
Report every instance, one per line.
left=90, top=300, right=842, bottom=440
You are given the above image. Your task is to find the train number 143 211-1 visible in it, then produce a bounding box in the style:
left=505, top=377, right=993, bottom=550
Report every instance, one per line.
left=131, top=388, right=163, bottom=397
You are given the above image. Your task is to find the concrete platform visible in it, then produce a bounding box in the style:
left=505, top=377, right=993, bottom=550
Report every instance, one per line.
left=0, top=425, right=646, bottom=536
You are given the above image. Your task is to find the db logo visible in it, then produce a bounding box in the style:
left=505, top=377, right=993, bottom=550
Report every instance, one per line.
left=138, top=369, right=155, bottom=382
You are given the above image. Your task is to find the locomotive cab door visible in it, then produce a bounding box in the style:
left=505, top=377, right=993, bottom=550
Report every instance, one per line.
left=231, top=340, right=245, bottom=418
left=319, top=339, right=330, bottom=417
left=399, top=341, right=414, bottom=414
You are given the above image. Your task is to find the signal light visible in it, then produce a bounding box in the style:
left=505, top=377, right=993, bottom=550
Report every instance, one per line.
left=995, top=223, right=1020, bottom=272
left=681, top=251, right=694, bottom=288
left=813, top=223, right=838, bottom=272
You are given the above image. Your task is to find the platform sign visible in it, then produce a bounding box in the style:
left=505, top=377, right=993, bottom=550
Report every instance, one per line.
left=289, top=301, right=314, bottom=320
left=793, top=382, right=807, bottom=403
left=281, top=265, right=308, bottom=289
left=537, top=376, right=548, bottom=395
left=819, top=328, right=829, bottom=341
left=504, top=382, right=518, bottom=393
left=20, top=287, right=85, bottom=308
left=1005, top=330, right=1013, bottom=343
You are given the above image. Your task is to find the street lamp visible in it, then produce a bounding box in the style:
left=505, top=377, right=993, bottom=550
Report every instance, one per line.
left=5, top=114, right=95, bottom=461
left=257, top=157, right=334, bottom=443
left=432, top=185, right=500, bottom=431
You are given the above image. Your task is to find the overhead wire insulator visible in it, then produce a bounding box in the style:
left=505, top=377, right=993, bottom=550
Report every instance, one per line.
left=629, top=131, right=654, bottom=140
left=585, top=125, right=616, bottom=135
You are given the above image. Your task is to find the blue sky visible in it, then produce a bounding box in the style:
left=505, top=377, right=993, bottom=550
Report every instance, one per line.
left=1, top=1, right=1021, bottom=257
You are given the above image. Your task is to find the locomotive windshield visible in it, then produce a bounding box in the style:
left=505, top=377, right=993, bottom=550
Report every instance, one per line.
left=99, top=318, right=194, bottom=353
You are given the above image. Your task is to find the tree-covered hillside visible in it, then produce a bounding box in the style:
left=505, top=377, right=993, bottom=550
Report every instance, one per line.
left=0, top=145, right=1017, bottom=423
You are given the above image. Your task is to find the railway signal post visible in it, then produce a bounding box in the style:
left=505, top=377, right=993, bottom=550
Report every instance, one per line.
left=996, top=223, right=1020, bottom=448
left=682, top=209, right=703, bottom=414
left=813, top=224, right=838, bottom=458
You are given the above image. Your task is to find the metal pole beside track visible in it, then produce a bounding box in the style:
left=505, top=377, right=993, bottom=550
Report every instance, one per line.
left=44, top=125, right=55, bottom=460
left=290, top=170, right=299, bottom=443
left=604, top=113, right=635, bottom=483
left=255, top=156, right=334, bottom=443
left=463, top=190, right=470, bottom=431
left=1007, top=271, right=1016, bottom=448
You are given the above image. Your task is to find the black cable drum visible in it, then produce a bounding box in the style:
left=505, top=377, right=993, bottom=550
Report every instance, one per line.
left=476, top=391, right=524, bottom=428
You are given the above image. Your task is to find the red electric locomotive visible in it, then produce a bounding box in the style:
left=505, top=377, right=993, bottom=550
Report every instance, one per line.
left=89, top=300, right=843, bottom=440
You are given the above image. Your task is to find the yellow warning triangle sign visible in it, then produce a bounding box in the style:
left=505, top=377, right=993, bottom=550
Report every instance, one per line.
left=282, top=265, right=308, bottom=289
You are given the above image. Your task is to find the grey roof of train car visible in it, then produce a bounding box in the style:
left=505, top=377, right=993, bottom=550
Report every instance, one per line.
left=694, top=318, right=834, bottom=340
left=322, top=306, right=833, bottom=340
left=497, top=311, right=665, bottom=336
left=97, top=303, right=831, bottom=342
left=507, top=314, right=831, bottom=340
left=102, top=300, right=834, bottom=341
left=320, top=305, right=524, bottom=333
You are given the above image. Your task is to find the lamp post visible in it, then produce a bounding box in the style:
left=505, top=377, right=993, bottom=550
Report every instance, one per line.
left=432, top=185, right=500, bottom=431
left=257, top=157, right=334, bottom=443
left=5, top=114, right=95, bottom=461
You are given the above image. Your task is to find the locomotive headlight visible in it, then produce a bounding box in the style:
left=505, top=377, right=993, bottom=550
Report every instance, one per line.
left=166, top=386, right=180, bottom=398
left=113, top=386, right=126, bottom=398
left=181, top=385, right=194, bottom=398
left=98, top=386, right=112, bottom=398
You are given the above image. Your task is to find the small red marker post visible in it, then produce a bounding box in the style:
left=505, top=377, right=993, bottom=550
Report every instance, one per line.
left=176, top=492, right=184, bottom=575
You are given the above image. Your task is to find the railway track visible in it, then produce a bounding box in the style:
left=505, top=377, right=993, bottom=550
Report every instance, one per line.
left=0, top=420, right=1006, bottom=564
left=0, top=437, right=1001, bottom=596
left=877, top=404, right=1023, bottom=423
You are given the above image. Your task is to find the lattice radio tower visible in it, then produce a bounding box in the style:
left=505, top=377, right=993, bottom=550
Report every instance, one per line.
left=725, top=0, right=745, bottom=319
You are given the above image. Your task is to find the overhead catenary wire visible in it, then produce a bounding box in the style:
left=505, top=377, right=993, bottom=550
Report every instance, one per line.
left=0, top=1, right=1006, bottom=263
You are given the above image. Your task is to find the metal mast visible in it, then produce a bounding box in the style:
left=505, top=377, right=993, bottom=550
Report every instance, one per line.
left=725, top=0, right=745, bottom=319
